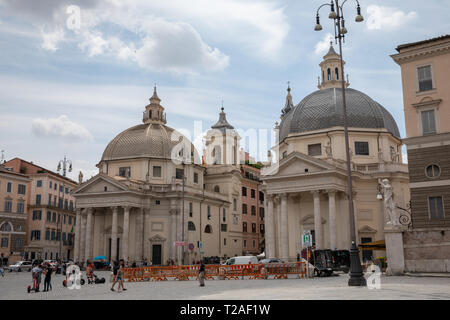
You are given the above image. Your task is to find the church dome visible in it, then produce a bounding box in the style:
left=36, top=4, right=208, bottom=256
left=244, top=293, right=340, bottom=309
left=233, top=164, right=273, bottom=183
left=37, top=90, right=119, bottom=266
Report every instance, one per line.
left=279, top=87, right=400, bottom=141
left=101, top=123, right=179, bottom=161
left=101, top=88, right=198, bottom=162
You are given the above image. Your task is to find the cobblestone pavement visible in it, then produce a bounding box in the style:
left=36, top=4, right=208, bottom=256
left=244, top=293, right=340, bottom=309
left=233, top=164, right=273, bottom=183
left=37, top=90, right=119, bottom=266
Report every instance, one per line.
left=1, top=271, right=450, bottom=300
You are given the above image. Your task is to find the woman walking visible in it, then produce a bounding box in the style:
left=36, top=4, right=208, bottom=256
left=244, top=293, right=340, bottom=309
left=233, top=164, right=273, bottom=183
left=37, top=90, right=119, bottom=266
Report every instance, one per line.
left=198, top=263, right=205, bottom=287
left=43, top=264, right=52, bottom=292
left=117, top=260, right=127, bottom=292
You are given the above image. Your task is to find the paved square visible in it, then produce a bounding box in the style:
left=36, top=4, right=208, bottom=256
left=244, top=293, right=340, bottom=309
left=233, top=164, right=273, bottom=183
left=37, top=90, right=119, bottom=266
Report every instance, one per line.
left=1, top=271, right=450, bottom=300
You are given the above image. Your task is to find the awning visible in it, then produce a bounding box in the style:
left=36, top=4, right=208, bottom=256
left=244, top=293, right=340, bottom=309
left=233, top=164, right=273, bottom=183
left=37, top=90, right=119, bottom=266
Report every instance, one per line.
left=358, top=240, right=386, bottom=251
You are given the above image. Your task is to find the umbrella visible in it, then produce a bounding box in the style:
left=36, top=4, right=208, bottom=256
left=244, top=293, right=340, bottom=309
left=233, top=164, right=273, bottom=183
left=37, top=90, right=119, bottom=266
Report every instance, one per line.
left=93, top=256, right=107, bottom=261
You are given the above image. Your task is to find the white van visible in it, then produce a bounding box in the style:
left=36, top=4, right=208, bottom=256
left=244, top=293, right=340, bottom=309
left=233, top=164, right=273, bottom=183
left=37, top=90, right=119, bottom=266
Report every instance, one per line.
left=225, top=256, right=258, bottom=265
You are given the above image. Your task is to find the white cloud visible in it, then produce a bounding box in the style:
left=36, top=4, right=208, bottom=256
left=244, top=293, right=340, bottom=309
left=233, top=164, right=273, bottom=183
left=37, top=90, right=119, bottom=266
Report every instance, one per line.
left=41, top=28, right=65, bottom=51
left=32, top=115, right=93, bottom=141
left=314, top=33, right=333, bottom=55
left=366, top=5, right=417, bottom=30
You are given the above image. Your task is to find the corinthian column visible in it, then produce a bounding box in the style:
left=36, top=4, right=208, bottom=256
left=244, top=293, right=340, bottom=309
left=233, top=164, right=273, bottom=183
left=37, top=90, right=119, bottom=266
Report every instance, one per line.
left=143, top=208, right=150, bottom=260
left=266, top=195, right=275, bottom=259
left=80, top=211, right=86, bottom=263
left=84, top=207, right=93, bottom=262
left=280, top=193, right=289, bottom=261
left=135, top=207, right=144, bottom=261
left=74, top=208, right=81, bottom=262
left=111, top=206, right=118, bottom=262
left=312, top=190, right=322, bottom=249
left=122, top=206, right=130, bottom=262
left=328, top=190, right=337, bottom=250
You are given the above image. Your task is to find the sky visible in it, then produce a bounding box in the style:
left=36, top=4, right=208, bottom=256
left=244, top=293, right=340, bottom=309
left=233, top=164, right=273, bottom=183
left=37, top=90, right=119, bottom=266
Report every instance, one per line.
left=0, top=0, right=449, bottom=182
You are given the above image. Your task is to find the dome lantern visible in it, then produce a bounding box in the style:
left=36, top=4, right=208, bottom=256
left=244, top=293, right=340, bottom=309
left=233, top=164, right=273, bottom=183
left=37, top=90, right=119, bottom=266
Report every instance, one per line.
left=318, top=43, right=350, bottom=90
left=143, top=85, right=167, bottom=125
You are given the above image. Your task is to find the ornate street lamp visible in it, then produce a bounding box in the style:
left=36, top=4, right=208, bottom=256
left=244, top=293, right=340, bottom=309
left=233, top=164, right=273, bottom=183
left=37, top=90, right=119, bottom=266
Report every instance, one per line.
left=314, top=0, right=366, bottom=286
left=57, top=155, right=72, bottom=261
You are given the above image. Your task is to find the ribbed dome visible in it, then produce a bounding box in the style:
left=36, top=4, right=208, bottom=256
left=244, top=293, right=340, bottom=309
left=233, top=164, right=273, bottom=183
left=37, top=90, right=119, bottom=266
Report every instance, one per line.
left=279, top=87, right=400, bottom=141
left=101, top=123, right=195, bottom=161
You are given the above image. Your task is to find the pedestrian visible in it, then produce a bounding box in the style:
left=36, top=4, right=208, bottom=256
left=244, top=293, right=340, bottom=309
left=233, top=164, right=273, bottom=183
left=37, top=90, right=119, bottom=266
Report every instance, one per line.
left=43, top=264, right=53, bottom=292
left=117, top=260, right=127, bottom=292
left=110, top=261, right=119, bottom=291
left=198, top=263, right=205, bottom=287
left=0, top=266, right=4, bottom=277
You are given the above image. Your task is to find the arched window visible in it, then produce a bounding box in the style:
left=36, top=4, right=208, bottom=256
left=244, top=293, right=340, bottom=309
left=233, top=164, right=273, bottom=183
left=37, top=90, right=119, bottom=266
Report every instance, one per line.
left=149, top=110, right=153, bottom=118
left=188, top=221, right=196, bottom=231
left=0, top=222, right=12, bottom=232
left=214, top=185, right=220, bottom=193
left=327, top=68, right=331, bottom=80
left=204, top=225, right=212, bottom=233
left=335, top=67, right=339, bottom=80
left=214, top=146, right=222, bottom=164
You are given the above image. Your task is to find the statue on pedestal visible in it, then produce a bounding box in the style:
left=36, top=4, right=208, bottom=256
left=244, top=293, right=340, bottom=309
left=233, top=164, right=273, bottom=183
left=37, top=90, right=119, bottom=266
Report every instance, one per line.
left=381, top=179, right=400, bottom=227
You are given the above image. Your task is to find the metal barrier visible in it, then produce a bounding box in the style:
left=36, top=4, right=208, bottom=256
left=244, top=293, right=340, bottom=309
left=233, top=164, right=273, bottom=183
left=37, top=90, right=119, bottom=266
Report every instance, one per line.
left=123, top=262, right=307, bottom=282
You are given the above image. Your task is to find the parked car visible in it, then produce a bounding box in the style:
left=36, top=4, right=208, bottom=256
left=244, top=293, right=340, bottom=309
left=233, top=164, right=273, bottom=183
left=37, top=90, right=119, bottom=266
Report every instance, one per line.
left=225, top=256, right=258, bottom=265
left=7, top=261, right=33, bottom=272
left=259, top=258, right=282, bottom=264
left=331, top=250, right=350, bottom=273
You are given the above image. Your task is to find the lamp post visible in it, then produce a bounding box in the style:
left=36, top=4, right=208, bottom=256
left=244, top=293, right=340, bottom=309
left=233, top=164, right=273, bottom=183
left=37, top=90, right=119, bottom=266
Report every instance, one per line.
left=57, top=156, right=72, bottom=261
left=314, top=0, right=366, bottom=286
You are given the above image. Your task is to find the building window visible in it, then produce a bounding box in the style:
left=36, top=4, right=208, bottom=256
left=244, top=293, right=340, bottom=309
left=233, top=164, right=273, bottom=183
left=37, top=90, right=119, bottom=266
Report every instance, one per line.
left=242, top=204, right=247, bottom=214
left=64, top=200, right=68, bottom=210
left=308, top=143, right=322, bottom=156
left=214, top=185, right=220, bottom=193
left=189, top=202, right=193, bottom=217
left=252, top=223, right=256, bottom=233
left=14, top=238, right=23, bottom=249
left=421, top=110, right=436, bottom=135
left=355, top=141, right=369, bottom=155
left=233, top=198, right=237, bottom=211
left=207, top=206, right=211, bottom=220
left=6, top=182, right=12, bottom=193
left=36, top=194, right=41, bottom=205
left=51, top=230, right=56, bottom=241
left=18, top=184, right=26, bottom=195
left=429, top=196, right=444, bottom=219
left=223, top=208, right=226, bottom=222
left=4, top=200, right=12, bottom=212
left=60, top=185, right=63, bottom=192
left=244, top=240, right=247, bottom=248
left=0, top=222, right=11, bottom=232
left=33, top=210, right=41, bottom=220
left=1, top=238, right=8, bottom=248
left=69, top=216, right=72, bottom=225
left=188, top=221, right=196, bottom=231
left=221, top=224, right=227, bottom=232
left=17, top=201, right=25, bottom=213
left=259, top=207, right=265, bottom=219
left=194, top=172, right=199, bottom=184
left=37, top=180, right=42, bottom=187
left=65, top=187, right=69, bottom=194
left=259, top=191, right=264, bottom=202
left=31, top=230, right=41, bottom=241
left=251, top=189, right=256, bottom=198
left=49, top=181, right=52, bottom=189
left=417, top=65, right=433, bottom=92
left=243, top=222, right=247, bottom=232
left=47, top=211, right=51, bottom=221
left=361, top=237, right=373, bottom=262
left=335, top=67, right=339, bottom=80
left=119, top=167, right=131, bottom=178
left=224, top=238, right=227, bottom=246
left=155, top=200, right=160, bottom=205
left=252, top=240, right=256, bottom=248
left=54, top=183, right=57, bottom=190
left=251, top=205, right=256, bottom=216
left=204, top=225, right=212, bottom=233
left=153, top=166, right=162, bottom=177
left=327, top=68, right=331, bottom=80
left=260, top=224, right=265, bottom=233
left=45, top=230, right=50, bottom=240
left=176, top=168, right=184, bottom=180
left=52, top=212, right=57, bottom=222
left=242, top=187, right=247, bottom=197
left=426, top=164, right=441, bottom=178
left=282, top=151, right=287, bottom=159
left=69, top=201, right=74, bottom=211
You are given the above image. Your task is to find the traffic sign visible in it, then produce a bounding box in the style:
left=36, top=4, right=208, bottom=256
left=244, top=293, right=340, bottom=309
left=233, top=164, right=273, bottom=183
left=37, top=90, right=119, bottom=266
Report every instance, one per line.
left=174, top=241, right=186, bottom=247
left=188, top=243, right=194, bottom=251
left=198, top=241, right=203, bottom=249
left=302, top=231, right=312, bottom=247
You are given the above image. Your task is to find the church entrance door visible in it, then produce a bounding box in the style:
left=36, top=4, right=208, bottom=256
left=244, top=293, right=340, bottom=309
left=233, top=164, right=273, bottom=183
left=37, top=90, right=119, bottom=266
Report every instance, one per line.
left=152, top=244, right=162, bottom=265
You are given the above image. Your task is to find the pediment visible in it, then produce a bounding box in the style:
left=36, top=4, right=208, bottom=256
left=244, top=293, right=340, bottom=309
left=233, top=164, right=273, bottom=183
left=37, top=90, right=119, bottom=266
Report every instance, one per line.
left=149, top=234, right=166, bottom=242
left=358, top=225, right=377, bottom=234
left=72, top=174, right=129, bottom=194
left=300, top=214, right=326, bottom=225
left=274, top=152, right=335, bottom=177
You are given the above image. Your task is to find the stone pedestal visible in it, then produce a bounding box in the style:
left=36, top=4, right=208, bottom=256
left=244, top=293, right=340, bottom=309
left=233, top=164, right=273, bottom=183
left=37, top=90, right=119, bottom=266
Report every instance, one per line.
left=384, top=227, right=405, bottom=276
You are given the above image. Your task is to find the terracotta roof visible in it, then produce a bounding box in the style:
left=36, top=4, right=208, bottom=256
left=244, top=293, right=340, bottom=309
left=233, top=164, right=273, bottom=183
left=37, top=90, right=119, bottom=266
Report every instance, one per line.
left=395, top=35, right=450, bottom=52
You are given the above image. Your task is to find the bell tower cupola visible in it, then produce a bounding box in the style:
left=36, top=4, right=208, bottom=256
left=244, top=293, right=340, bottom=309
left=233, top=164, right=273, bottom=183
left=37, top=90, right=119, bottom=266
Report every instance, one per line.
left=143, top=85, right=167, bottom=124
left=318, top=43, right=350, bottom=90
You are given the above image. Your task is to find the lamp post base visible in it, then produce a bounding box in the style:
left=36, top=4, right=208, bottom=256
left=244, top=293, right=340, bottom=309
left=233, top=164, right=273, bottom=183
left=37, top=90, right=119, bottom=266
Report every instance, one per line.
left=348, top=242, right=367, bottom=287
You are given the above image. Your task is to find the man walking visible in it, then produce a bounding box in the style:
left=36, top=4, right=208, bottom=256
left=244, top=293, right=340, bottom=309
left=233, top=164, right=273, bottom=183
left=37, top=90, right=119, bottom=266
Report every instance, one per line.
left=198, top=262, right=206, bottom=287
left=110, top=261, right=119, bottom=291
left=43, top=264, right=53, bottom=292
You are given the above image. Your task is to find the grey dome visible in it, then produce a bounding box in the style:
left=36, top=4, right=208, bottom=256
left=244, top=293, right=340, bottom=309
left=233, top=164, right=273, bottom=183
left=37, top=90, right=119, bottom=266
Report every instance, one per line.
left=279, top=88, right=400, bottom=141
left=101, top=123, right=196, bottom=161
